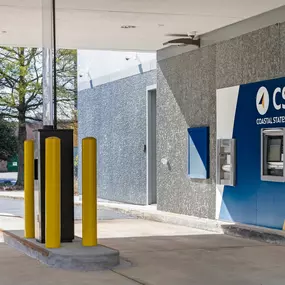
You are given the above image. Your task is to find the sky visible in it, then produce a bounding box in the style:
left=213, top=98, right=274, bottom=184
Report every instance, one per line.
left=78, top=50, right=156, bottom=82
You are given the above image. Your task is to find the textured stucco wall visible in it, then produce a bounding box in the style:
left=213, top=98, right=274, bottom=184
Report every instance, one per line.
left=157, top=23, right=285, bottom=219
left=78, top=70, right=156, bottom=204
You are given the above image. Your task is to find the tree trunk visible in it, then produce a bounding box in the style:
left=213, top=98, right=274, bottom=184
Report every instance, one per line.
left=16, top=113, right=26, bottom=186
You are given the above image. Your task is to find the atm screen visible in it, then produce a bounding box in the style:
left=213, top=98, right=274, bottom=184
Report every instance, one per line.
left=266, top=136, right=283, bottom=176
left=267, top=137, right=283, bottom=162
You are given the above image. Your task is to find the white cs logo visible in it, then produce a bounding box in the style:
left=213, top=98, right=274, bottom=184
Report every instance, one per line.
left=256, top=86, right=269, bottom=115
left=272, top=87, right=285, bottom=111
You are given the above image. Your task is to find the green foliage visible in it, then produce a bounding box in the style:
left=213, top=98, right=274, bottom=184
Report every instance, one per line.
left=0, top=117, right=17, bottom=161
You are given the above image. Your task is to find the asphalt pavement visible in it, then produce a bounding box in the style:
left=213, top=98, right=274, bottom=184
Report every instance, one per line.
left=0, top=172, right=132, bottom=221
left=0, top=197, right=132, bottom=220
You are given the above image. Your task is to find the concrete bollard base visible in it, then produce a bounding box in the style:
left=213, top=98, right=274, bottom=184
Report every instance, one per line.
left=0, top=229, right=120, bottom=271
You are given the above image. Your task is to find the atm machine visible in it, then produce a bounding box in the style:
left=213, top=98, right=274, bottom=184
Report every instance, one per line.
left=34, top=129, right=74, bottom=243
left=217, top=139, right=236, bottom=186
left=261, top=128, right=285, bottom=182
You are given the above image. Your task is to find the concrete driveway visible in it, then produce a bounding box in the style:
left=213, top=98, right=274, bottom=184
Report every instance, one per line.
left=102, top=233, right=285, bottom=285
left=0, top=214, right=285, bottom=284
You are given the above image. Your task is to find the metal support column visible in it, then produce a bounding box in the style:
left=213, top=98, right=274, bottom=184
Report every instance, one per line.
left=42, top=0, right=56, bottom=129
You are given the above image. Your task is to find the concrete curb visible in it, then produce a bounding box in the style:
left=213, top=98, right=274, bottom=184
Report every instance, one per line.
left=222, top=223, right=285, bottom=245
left=0, top=229, right=120, bottom=271
left=0, top=194, right=24, bottom=200
left=0, top=194, right=82, bottom=205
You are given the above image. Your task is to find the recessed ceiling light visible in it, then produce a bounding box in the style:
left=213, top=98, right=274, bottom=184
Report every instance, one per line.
left=121, top=25, right=136, bottom=29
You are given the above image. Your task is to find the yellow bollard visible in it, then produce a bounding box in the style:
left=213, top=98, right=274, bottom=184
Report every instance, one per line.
left=24, top=140, right=35, bottom=238
left=82, top=137, right=97, bottom=246
left=45, top=137, right=61, bottom=248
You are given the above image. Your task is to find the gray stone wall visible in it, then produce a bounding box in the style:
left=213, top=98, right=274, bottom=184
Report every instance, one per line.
left=157, top=23, right=285, bottom=219
left=78, top=70, right=156, bottom=205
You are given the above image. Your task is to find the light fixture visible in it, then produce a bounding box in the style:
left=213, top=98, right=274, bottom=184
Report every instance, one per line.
left=121, top=25, right=136, bottom=29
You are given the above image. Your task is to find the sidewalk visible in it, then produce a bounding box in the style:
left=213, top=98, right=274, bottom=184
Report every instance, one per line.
left=1, top=191, right=285, bottom=244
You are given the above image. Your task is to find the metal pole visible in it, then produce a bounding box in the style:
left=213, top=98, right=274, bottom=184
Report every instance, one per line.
left=24, top=140, right=35, bottom=239
left=45, top=137, right=61, bottom=248
left=82, top=137, right=97, bottom=246
left=42, top=0, right=56, bottom=128
left=52, top=0, right=57, bottom=129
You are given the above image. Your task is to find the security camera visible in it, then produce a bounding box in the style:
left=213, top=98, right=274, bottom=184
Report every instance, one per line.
left=79, top=74, right=83, bottom=78
left=125, top=57, right=131, bottom=61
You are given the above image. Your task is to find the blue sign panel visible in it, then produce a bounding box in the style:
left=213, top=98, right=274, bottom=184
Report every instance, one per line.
left=188, top=127, right=209, bottom=179
left=218, top=77, right=285, bottom=229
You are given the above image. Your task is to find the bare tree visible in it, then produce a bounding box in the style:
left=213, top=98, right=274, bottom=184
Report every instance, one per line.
left=0, top=47, right=77, bottom=186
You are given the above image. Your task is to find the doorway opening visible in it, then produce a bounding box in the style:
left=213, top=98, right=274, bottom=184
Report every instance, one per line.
left=146, top=85, right=157, bottom=205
